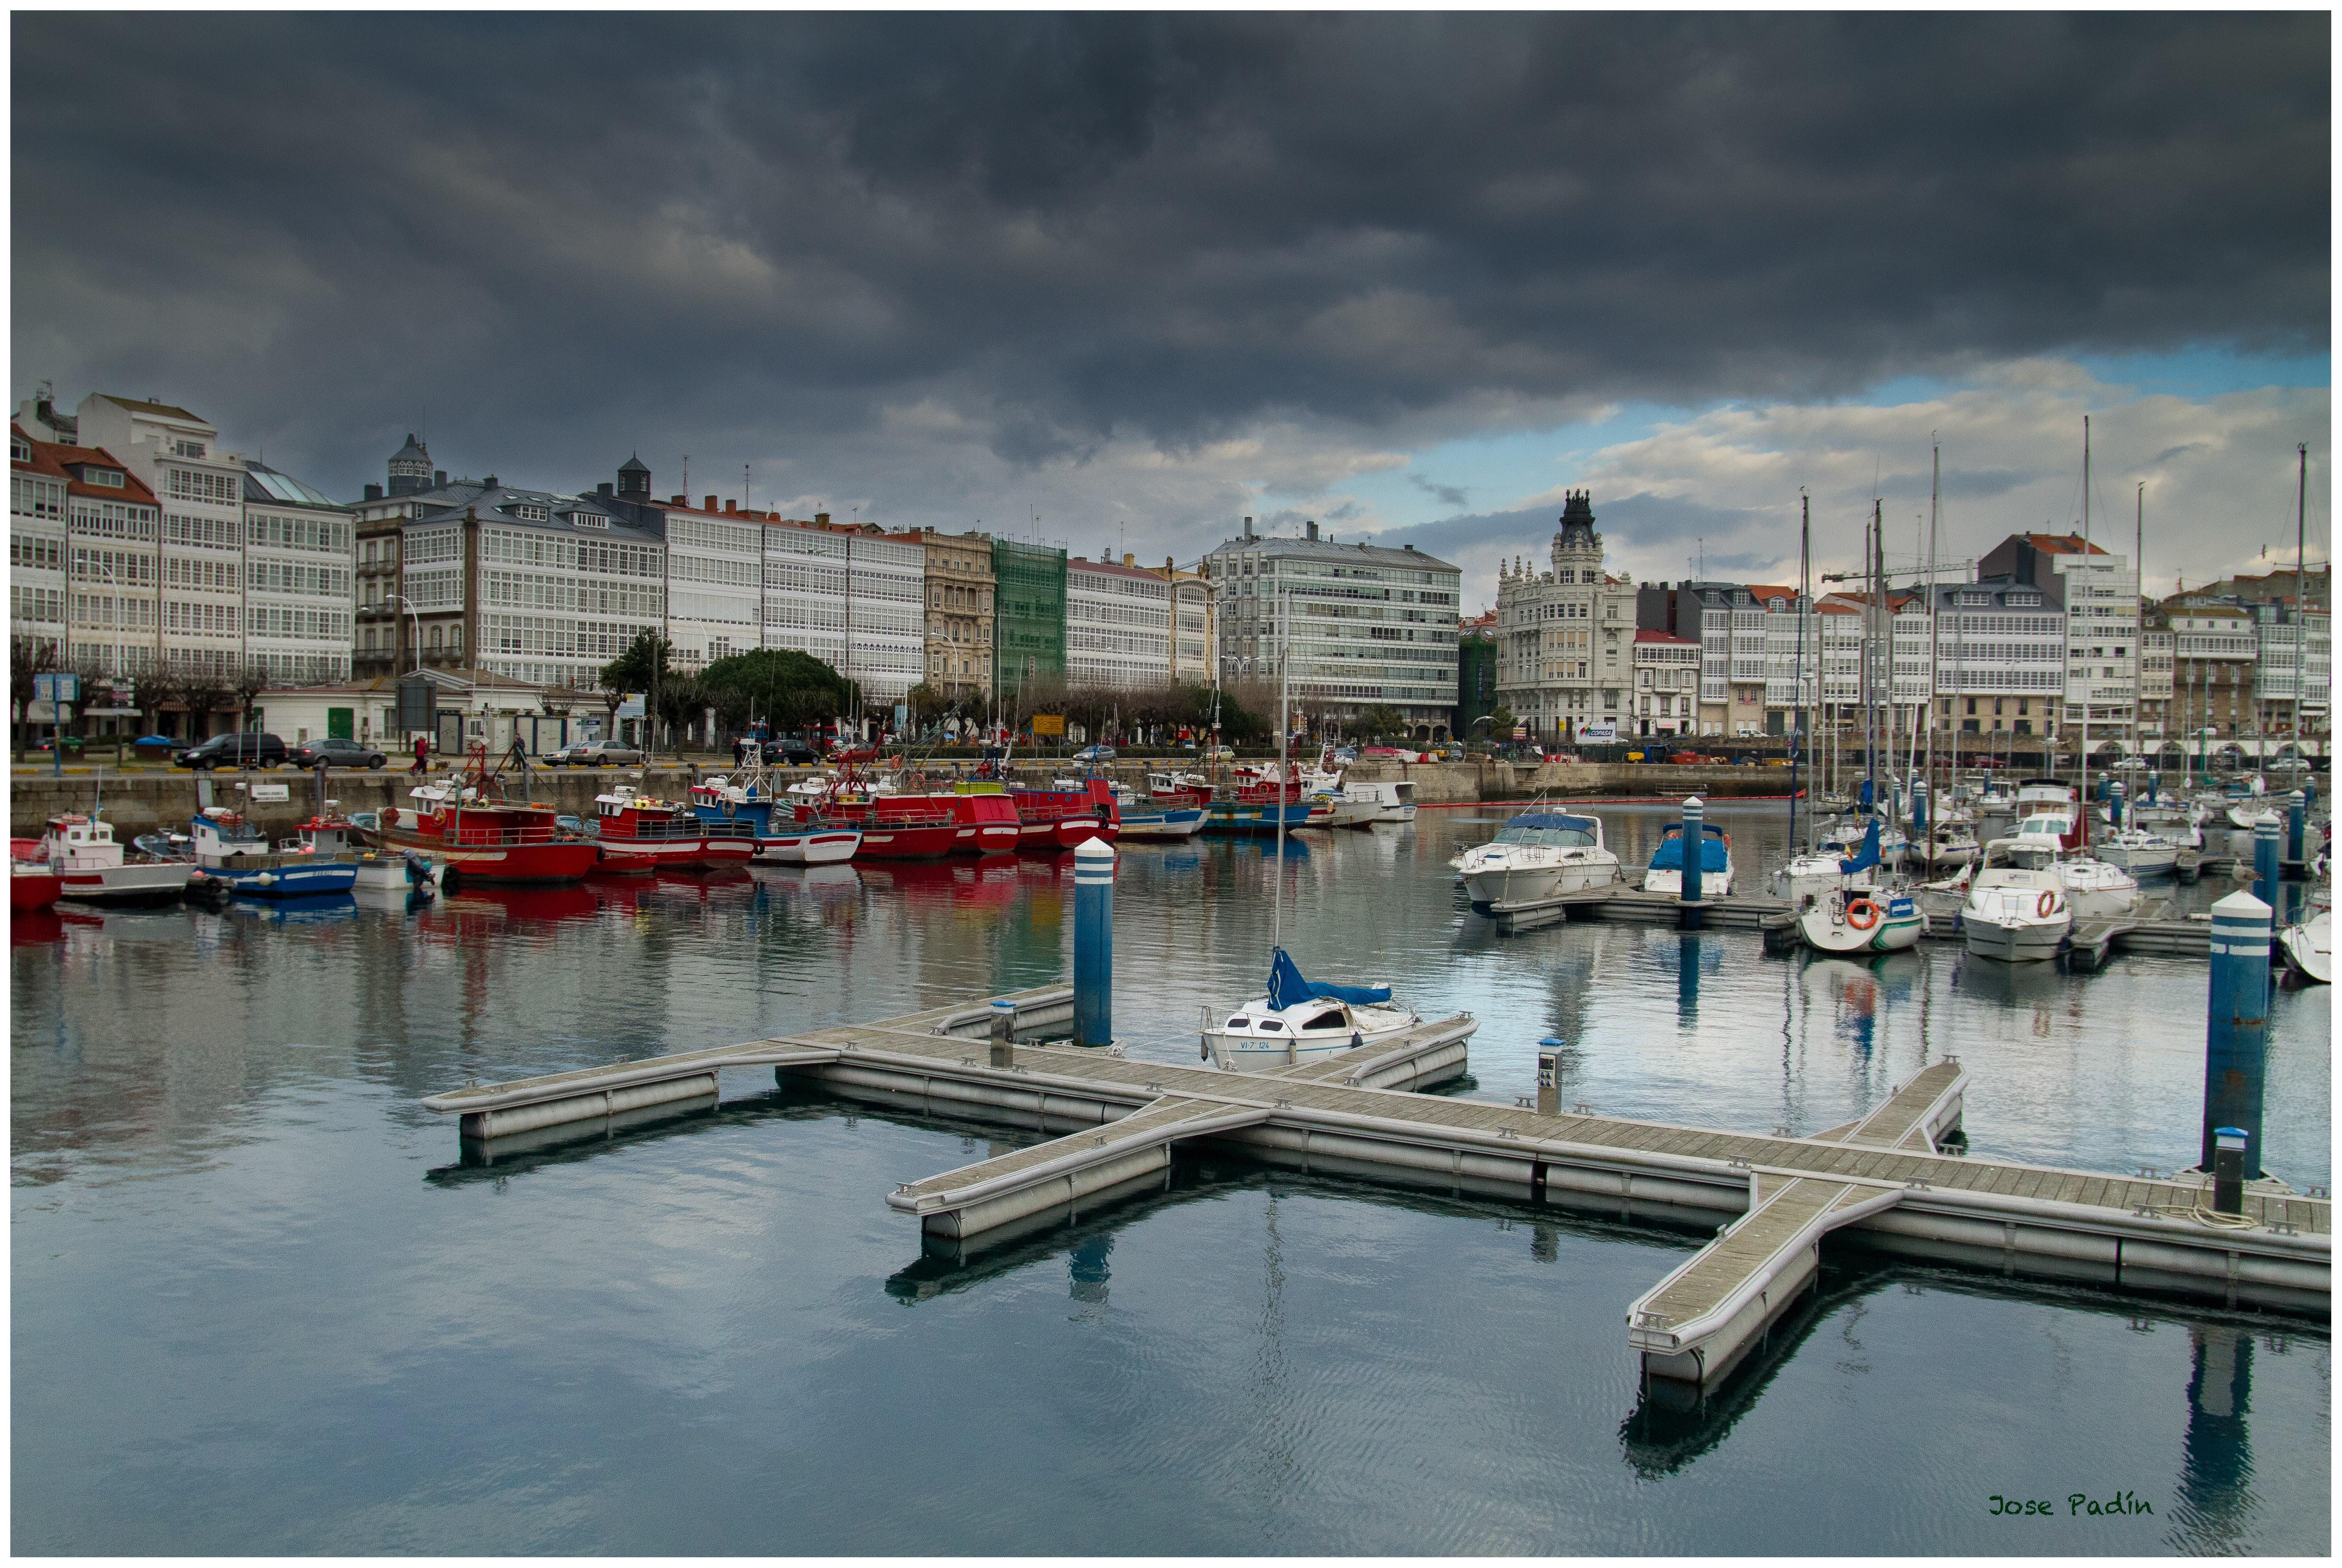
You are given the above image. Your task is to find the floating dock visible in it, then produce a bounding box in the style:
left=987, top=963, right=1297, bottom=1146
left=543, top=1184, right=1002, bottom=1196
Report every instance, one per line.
left=422, top=984, right=2328, bottom=1394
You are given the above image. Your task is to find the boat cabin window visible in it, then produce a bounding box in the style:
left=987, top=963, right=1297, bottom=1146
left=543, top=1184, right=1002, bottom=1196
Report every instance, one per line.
left=1259, top=1020, right=1285, bottom=1032
left=1494, top=823, right=1598, bottom=849
left=1226, top=1017, right=1248, bottom=1030
left=1303, top=1010, right=1346, bottom=1031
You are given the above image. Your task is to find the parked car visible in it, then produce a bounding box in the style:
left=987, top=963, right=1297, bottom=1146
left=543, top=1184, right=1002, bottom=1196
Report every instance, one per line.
left=27, top=735, right=85, bottom=756
left=1330, top=746, right=1359, bottom=763
left=291, top=737, right=388, bottom=770
left=176, top=732, right=290, bottom=770
left=763, top=739, right=818, bottom=766
left=572, top=739, right=645, bottom=766
left=1073, top=744, right=1117, bottom=765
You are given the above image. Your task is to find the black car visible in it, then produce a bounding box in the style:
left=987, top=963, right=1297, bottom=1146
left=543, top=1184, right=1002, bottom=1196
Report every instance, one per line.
left=762, top=739, right=818, bottom=766
left=290, top=737, right=388, bottom=770
left=176, top=732, right=290, bottom=770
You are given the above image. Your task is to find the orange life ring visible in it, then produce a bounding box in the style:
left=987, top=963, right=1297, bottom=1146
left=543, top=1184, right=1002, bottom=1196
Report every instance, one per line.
left=1845, top=897, right=1880, bottom=931
left=2037, top=890, right=2058, bottom=918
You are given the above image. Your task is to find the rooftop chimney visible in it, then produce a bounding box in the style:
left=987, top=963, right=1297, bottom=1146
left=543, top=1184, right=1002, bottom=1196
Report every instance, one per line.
left=815, top=511, right=830, bottom=527
left=363, top=483, right=383, bottom=502
left=724, top=499, right=737, bottom=514
left=672, top=495, right=686, bottom=505
left=704, top=495, right=719, bottom=512
left=434, top=470, right=447, bottom=488
left=1305, top=520, right=1319, bottom=541
left=1242, top=515, right=1254, bottom=540
left=597, top=482, right=614, bottom=496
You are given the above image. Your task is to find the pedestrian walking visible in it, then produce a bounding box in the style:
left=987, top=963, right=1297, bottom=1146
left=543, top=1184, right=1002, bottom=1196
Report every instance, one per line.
left=411, top=734, right=429, bottom=775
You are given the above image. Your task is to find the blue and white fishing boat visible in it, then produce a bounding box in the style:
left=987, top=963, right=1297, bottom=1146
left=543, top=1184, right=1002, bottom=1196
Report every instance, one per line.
left=1201, top=948, right=1418, bottom=1071
left=1642, top=820, right=1733, bottom=896
left=190, top=808, right=358, bottom=897
left=1114, top=804, right=1207, bottom=841
left=689, top=770, right=861, bottom=864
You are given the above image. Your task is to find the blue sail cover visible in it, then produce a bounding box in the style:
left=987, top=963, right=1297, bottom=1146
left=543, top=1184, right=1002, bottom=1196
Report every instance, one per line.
left=1267, top=947, right=1391, bottom=1010
left=1858, top=778, right=1875, bottom=811
left=1648, top=824, right=1730, bottom=872
left=1838, top=818, right=1881, bottom=875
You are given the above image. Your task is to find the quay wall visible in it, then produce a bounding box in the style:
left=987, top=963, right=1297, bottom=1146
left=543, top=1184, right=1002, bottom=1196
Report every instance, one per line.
left=8, top=760, right=1792, bottom=837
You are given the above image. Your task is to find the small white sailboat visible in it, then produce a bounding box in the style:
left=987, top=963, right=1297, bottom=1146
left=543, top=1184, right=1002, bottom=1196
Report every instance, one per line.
left=1455, top=809, right=1622, bottom=910
left=2278, top=907, right=2331, bottom=985
left=1201, top=948, right=1419, bottom=1071
left=2094, top=825, right=2183, bottom=876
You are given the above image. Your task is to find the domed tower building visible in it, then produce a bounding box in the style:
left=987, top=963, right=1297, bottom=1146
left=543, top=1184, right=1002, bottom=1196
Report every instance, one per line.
left=1492, top=490, right=1637, bottom=743
left=386, top=434, right=432, bottom=497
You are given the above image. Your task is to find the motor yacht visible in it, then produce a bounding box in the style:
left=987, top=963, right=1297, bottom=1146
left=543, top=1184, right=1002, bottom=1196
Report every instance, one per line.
left=1960, top=864, right=2072, bottom=962
left=1455, top=810, right=1621, bottom=911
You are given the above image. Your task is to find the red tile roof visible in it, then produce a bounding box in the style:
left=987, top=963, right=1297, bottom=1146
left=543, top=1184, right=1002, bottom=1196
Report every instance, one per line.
left=12, top=425, right=158, bottom=507
left=2021, top=532, right=2109, bottom=556
left=1634, top=628, right=1700, bottom=645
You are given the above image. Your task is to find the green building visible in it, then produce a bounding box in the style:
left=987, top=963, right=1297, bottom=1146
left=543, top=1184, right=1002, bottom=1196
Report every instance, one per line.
left=992, top=538, right=1067, bottom=701
left=1455, top=622, right=1499, bottom=738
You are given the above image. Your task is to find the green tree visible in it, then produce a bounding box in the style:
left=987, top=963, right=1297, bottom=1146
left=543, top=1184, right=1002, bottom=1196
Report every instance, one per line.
left=699, top=647, right=848, bottom=735
left=1355, top=703, right=1405, bottom=742
left=600, top=630, right=673, bottom=752
left=1477, top=703, right=1516, bottom=740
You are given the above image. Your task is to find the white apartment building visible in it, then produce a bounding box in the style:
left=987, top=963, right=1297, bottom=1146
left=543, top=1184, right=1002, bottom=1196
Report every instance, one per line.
left=73, top=395, right=250, bottom=679
left=1165, top=568, right=1213, bottom=684
left=1979, top=532, right=2138, bottom=748
left=1631, top=630, right=1702, bottom=735
left=1067, top=553, right=1173, bottom=688
left=1491, top=492, right=1634, bottom=739
left=2252, top=606, right=2330, bottom=736
left=1928, top=577, right=2064, bottom=739
left=1207, top=518, right=1464, bottom=736
left=243, top=461, right=353, bottom=684
left=759, top=516, right=926, bottom=706
left=10, top=426, right=160, bottom=679
left=9, top=427, right=71, bottom=662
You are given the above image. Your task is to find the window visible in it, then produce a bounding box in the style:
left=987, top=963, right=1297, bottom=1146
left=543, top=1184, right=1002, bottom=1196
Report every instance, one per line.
left=173, top=440, right=207, bottom=458
left=81, top=466, right=125, bottom=487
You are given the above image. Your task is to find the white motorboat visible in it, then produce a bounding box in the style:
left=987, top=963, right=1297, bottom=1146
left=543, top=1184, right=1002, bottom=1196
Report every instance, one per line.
left=1340, top=778, right=1417, bottom=824
left=1113, top=805, right=1207, bottom=841
left=1798, top=884, right=1927, bottom=955
left=1993, top=811, right=2141, bottom=919
left=1961, top=865, right=2072, bottom=962
left=2278, top=907, right=2331, bottom=985
left=757, top=825, right=863, bottom=865
left=1774, top=817, right=1884, bottom=908
left=2126, top=802, right=2205, bottom=851
left=41, top=813, right=193, bottom=905
left=1304, top=788, right=1383, bottom=829
left=1201, top=948, right=1419, bottom=1071
left=1456, top=810, right=1622, bottom=910
left=2094, top=825, right=2182, bottom=876
left=1642, top=820, right=1733, bottom=897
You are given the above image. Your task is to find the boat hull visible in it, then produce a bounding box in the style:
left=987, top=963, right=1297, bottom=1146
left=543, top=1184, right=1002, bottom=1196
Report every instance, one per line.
left=11, top=868, right=63, bottom=911
left=1116, top=809, right=1207, bottom=841
left=220, top=862, right=360, bottom=898
left=1202, top=1016, right=1415, bottom=1072
left=55, top=862, right=193, bottom=905
left=1962, top=914, right=2069, bottom=963
left=2279, top=912, right=2331, bottom=985
left=1643, top=867, right=1736, bottom=897
left=1203, top=802, right=1319, bottom=835
left=757, top=829, right=863, bottom=865
left=1462, top=858, right=1621, bottom=910
left=366, top=822, right=599, bottom=884
left=1798, top=896, right=1926, bottom=955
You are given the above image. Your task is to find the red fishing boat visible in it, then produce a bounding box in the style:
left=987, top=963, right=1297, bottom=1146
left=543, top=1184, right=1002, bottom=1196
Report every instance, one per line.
left=1007, top=778, right=1121, bottom=852
left=592, top=786, right=757, bottom=871
left=805, top=778, right=1021, bottom=860
left=1145, top=770, right=1216, bottom=810
left=368, top=748, right=599, bottom=885
left=11, top=838, right=62, bottom=911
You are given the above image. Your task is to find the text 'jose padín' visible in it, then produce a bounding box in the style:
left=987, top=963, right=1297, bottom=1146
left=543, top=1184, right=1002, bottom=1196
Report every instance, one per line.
left=1990, top=1492, right=2154, bottom=1517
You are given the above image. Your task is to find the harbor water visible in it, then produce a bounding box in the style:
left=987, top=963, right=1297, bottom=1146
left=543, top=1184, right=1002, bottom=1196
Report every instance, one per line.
left=12, top=801, right=2329, bottom=1554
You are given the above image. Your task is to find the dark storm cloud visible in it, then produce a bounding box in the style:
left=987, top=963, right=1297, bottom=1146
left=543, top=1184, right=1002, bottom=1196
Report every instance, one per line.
left=10, top=13, right=2328, bottom=510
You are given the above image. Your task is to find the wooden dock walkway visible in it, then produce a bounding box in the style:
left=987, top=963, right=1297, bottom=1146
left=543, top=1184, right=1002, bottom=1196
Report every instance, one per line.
left=421, top=990, right=2328, bottom=1393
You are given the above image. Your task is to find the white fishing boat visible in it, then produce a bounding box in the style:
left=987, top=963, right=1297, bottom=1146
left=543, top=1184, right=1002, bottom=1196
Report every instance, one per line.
left=1642, top=820, right=1733, bottom=897
left=1456, top=809, right=1621, bottom=910
left=1960, top=865, right=2072, bottom=963
left=1340, top=778, right=1417, bottom=824
left=1201, top=948, right=1419, bottom=1071
left=1113, top=805, right=1207, bottom=841
left=2278, top=907, right=2331, bottom=985
left=41, top=813, right=193, bottom=906
left=1994, top=811, right=2141, bottom=919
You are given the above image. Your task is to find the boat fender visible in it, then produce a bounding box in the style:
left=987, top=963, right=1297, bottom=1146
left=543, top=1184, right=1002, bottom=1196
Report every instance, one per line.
left=441, top=865, right=462, bottom=895
left=2037, top=890, right=2057, bottom=919
left=1845, top=898, right=1880, bottom=931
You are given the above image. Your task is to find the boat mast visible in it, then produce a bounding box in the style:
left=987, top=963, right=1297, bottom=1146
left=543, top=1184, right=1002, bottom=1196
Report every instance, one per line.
left=1792, top=490, right=1808, bottom=852
left=1865, top=500, right=1881, bottom=812
left=2135, top=479, right=2145, bottom=795
left=2079, top=414, right=2090, bottom=795
left=1926, top=439, right=1940, bottom=867
left=1272, top=580, right=1287, bottom=954
left=2295, top=442, right=2308, bottom=766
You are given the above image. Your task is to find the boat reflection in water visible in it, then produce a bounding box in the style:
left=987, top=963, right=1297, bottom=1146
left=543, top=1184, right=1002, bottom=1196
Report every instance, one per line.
left=432, top=880, right=603, bottom=925
left=858, top=856, right=1024, bottom=913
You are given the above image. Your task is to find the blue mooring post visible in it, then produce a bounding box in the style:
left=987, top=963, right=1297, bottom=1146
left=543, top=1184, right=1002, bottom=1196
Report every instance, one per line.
left=2252, top=816, right=2280, bottom=907
left=2147, top=770, right=2159, bottom=807
left=2200, top=891, right=2272, bottom=1182
left=2285, top=790, right=2306, bottom=869
left=1073, top=837, right=1115, bottom=1047
left=1912, top=778, right=1929, bottom=839
left=1678, top=795, right=1704, bottom=929
left=2108, top=779, right=2125, bottom=829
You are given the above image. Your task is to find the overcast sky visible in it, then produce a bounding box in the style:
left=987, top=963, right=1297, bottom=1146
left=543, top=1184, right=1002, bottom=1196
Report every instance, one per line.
left=13, top=13, right=2329, bottom=607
